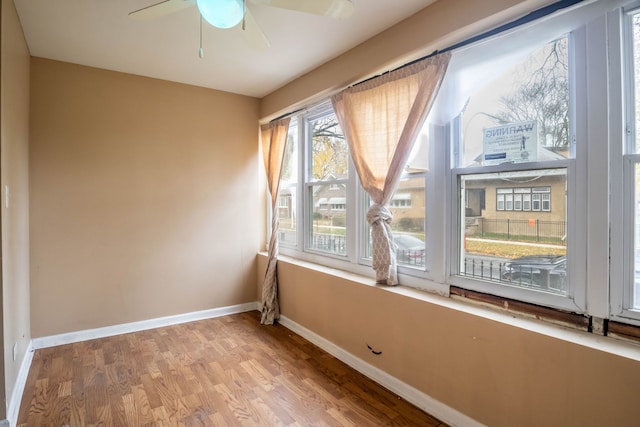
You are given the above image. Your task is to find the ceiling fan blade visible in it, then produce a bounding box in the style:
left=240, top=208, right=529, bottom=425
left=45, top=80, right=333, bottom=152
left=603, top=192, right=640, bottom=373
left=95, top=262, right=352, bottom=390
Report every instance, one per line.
left=240, top=8, right=270, bottom=51
left=249, top=0, right=354, bottom=19
left=128, top=0, right=195, bottom=20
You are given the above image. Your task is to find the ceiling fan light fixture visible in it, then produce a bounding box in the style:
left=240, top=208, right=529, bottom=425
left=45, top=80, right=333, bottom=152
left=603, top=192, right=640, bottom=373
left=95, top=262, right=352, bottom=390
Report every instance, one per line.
left=196, top=0, right=244, bottom=29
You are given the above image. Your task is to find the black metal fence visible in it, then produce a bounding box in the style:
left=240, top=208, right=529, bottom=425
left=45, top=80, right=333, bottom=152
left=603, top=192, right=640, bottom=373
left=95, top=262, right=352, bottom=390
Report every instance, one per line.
left=310, top=234, right=346, bottom=254
left=308, top=234, right=426, bottom=267
left=461, top=257, right=505, bottom=282
left=460, top=257, right=567, bottom=292
left=466, top=218, right=566, bottom=245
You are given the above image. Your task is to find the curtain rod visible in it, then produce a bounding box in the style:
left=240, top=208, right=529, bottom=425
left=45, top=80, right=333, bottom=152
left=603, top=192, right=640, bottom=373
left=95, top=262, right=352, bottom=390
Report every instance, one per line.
left=436, top=0, right=583, bottom=55
left=270, top=107, right=305, bottom=124
left=270, top=0, right=583, bottom=123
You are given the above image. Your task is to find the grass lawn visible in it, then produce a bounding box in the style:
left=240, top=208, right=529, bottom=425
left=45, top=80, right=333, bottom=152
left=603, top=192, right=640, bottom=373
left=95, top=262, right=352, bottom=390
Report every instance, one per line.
left=466, top=239, right=566, bottom=258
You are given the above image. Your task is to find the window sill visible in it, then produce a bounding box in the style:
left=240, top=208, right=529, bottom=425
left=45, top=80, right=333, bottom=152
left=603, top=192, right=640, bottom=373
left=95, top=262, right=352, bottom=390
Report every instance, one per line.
left=263, top=252, right=640, bottom=361
left=277, top=246, right=448, bottom=295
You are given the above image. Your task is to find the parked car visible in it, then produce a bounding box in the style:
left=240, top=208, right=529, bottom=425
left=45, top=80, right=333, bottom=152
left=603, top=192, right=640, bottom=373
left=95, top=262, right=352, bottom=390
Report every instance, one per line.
left=393, top=234, right=425, bottom=266
left=501, top=255, right=566, bottom=291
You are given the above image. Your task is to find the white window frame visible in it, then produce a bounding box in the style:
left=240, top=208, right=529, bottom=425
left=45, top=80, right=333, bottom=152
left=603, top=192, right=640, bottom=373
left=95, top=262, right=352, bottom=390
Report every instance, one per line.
left=390, top=195, right=412, bottom=208
left=611, top=2, right=640, bottom=325
left=514, top=193, right=523, bottom=211
left=359, top=124, right=441, bottom=290
left=523, top=193, right=532, bottom=211
left=542, top=193, right=551, bottom=212
left=279, top=103, right=445, bottom=292
left=304, top=105, right=351, bottom=260
left=451, top=163, right=579, bottom=312
left=273, top=0, right=639, bottom=326
left=446, top=29, right=584, bottom=313
left=277, top=119, right=300, bottom=250
left=278, top=102, right=378, bottom=278
left=495, top=187, right=549, bottom=212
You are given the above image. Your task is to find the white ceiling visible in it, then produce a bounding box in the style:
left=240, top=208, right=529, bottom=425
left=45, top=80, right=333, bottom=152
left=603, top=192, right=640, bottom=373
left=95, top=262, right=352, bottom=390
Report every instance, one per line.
left=14, top=0, right=437, bottom=98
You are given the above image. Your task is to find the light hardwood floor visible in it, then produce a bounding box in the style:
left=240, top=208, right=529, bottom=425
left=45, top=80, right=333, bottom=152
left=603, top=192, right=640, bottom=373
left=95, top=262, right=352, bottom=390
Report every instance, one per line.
left=17, top=311, right=447, bottom=426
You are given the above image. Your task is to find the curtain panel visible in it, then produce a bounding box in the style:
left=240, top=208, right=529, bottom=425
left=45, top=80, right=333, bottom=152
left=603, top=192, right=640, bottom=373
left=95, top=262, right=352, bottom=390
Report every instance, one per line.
left=260, top=117, right=291, bottom=325
left=331, top=52, right=450, bottom=285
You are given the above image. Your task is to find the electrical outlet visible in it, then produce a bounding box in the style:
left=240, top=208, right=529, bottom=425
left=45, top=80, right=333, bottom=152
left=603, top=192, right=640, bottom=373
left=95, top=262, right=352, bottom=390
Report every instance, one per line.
left=13, top=342, right=18, bottom=361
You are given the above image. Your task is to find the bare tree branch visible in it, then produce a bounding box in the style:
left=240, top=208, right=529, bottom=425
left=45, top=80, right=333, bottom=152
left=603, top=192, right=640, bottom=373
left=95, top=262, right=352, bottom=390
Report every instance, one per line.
left=497, top=38, right=570, bottom=148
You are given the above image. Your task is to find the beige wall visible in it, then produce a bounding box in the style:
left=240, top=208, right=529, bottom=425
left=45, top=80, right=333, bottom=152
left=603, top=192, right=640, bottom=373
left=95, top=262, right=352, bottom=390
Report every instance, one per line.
left=29, top=59, right=260, bottom=337
left=259, top=0, right=555, bottom=121
left=257, top=255, right=640, bottom=427
left=1, top=0, right=31, bottom=417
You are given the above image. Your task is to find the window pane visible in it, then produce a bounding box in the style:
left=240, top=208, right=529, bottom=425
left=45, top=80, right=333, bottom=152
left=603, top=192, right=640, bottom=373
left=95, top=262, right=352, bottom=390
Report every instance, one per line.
left=309, top=113, right=348, bottom=181
left=634, top=163, right=640, bottom=309
left=392, top=176, right=426, bottom=267
left=459, top=169, right=567, bottom=294
left=633, top=12, right=640, bottom=309
left=278, top=120, right=298, bottom=246
left=363, top=176, right=426, bottom=268
left=459, top=37, right=570, bottom=167
left=514, top=194, right=522, bottom=211
left=309, top=184, right=347, bottom=256
left=532, top=194, right=541, bottom=211
left=362, top=127, right=428, bottom=269
left=634, top=12, right=640, bottom=152
left=505, top=194, right=513, bottom=211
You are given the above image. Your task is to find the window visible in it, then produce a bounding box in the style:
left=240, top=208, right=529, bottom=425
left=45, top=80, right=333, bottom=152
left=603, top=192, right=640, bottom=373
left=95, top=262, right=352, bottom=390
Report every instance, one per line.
left=612, top=2, right=640, bottom=323
left=514, top=191, right=522, bottom=211
left=460, top=170, right=568, bottom=292
left=542, top=192, right=551, bottom=211
left=306, top=107, right=349, bottom=256
left=451, top=35, right=574, bottom=309
left=390, top=194, right=412, bottom=208
left=495, top=187, right=551, bottom=212
left=278, top=118, right=299, bottom=248
left=362, top=132, right=428, bottom=270
left=275, top=0, right=640, bottom=328
left=628, top=6, right=640, bottom=315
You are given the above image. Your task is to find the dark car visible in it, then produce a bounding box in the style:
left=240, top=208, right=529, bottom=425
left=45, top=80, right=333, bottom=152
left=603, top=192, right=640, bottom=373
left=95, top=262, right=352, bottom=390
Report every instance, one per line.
left=501, top=255, right=566, bottom=291
left=393, top=234, right=425, bottom=266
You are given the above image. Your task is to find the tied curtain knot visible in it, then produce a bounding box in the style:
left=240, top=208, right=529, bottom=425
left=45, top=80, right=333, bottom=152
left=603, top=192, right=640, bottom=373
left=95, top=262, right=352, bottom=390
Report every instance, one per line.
left=366, top=203, right=393, bottom=226
left=367, top=203, right=398, bottom=285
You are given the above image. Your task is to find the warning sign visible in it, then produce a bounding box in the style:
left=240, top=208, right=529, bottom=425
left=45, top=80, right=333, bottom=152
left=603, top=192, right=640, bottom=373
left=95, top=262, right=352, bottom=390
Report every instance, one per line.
left=482, top=121, right=537, bottom=166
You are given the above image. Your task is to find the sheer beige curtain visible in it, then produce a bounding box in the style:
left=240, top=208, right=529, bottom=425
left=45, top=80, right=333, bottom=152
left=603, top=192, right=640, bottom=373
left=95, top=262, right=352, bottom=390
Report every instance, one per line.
left=260, top=117, right=291, bottom=325
left=331, top=52, right=450, bottom=285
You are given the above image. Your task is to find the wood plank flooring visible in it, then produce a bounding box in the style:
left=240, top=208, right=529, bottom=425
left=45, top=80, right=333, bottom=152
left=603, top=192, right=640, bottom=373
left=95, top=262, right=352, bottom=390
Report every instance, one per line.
left=17, top=311, right=447, bottom=426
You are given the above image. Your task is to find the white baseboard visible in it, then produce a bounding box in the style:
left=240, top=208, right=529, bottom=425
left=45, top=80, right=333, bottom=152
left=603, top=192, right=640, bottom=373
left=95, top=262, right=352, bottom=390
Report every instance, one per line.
left=7, top=340, right=34, bottom=427
left=32, top=302, right=260, bottom=350
left=278, top=315, right=484, bottom=427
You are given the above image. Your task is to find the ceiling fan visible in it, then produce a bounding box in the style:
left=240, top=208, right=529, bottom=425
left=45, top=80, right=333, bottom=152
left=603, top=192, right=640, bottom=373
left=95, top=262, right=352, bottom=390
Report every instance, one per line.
left=129, top=0, right=355, bottom=51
